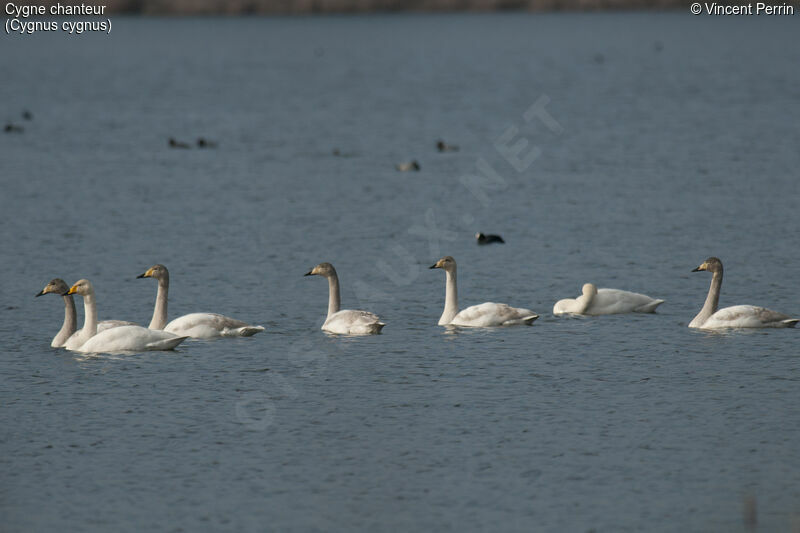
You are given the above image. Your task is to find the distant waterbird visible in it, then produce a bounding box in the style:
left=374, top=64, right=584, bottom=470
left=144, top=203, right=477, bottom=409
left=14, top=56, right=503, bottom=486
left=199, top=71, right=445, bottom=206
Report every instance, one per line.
left=436, top=140, right=459, bottom=152
left=196, top=137, right=217, bottom=148
left=476, top=232, right=504, bottom=245
left=168, top=138, right=191, bottom=149
left=4, top=123, right=24, bottom=133
left=396, top=160, right=421, bottom=172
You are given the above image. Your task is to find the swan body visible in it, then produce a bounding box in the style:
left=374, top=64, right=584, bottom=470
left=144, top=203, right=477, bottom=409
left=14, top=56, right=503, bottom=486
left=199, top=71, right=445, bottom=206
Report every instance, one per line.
left=138, top=264, right=264, bottom=338
left=323, top=310, right=385, bottom=335
left=65, top=279, right=187, bottom=353
left=164, top=312, right=265, bottom=338
left=78, top=325, right=187, bottom=353
left=305, top=263, right=385, bottom=335
left=430, top=256, right=538, bottom=327
left=689, top=257, right=798, bottom=329
left=553, top=283, right=664, bottom=316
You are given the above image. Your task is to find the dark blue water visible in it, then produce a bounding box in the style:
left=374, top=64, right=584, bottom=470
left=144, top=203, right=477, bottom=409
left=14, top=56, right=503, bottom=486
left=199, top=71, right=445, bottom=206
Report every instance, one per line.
left=1, top=12, right=799, bottom=532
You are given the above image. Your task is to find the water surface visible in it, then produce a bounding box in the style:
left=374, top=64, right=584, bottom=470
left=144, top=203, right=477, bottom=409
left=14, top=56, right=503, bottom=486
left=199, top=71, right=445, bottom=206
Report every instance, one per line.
left=1, top=12, right=799, bottom=532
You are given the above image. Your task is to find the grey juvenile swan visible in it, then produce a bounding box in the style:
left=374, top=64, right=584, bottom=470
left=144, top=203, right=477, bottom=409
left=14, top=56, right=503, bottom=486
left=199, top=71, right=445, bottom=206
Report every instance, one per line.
left=689, top=257, right=798, bottom=329
left=429, top=256, right=538, bottom=327
left=304, top=262, right=385, bottom=335
left=137, top=264, right=265, bottom=338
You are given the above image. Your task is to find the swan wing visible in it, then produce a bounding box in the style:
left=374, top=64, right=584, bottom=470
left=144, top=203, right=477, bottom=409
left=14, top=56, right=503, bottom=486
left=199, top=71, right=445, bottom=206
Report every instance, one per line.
left=64, top=319, right=137, bottom=350
left=97, top=320, right=137, bottom=332
left=451, top=302, right=538, bottom=327
left=323, top=310, right=385, bottom=335
left=76, top=325, right=187, bottom=353
left=553, top=298, right=580, bottom=316
left=586, top=289, right=664, bottom=315
left=164, top=313, right=265, bottom=338
left=702, top=305, right=797, bottom=329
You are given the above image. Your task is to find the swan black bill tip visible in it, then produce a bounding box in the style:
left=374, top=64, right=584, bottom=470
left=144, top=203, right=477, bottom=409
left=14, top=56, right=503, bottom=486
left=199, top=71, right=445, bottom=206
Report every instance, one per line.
left=691, top=267, right=701, bottom=272
left=35, top=290, right=44, bottom=297
left=304, top=270, right=313, bottom=276
left=429, top=264, right=438, bottom=269
left=136, top=273, right=146, bottom=279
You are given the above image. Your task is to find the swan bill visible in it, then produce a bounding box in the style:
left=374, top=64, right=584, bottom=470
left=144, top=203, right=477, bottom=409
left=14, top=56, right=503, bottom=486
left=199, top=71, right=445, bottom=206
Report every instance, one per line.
left=137, top=267, right=155, bottom=279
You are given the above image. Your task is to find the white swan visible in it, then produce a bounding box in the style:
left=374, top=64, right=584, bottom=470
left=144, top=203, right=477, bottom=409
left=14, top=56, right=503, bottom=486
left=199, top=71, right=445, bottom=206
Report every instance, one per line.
left=137, top=264, right=265, bottom=338
left=553, top=283, right=664, bottom=316
left=36, top=278, right=135, bottom=348
left=429, top=256, right=538, bottom=327
left=65, top=279, right=188, bottom=353
left=304, top=263, right=385, bottom=335
left=689, top=257, right=798, bottom=329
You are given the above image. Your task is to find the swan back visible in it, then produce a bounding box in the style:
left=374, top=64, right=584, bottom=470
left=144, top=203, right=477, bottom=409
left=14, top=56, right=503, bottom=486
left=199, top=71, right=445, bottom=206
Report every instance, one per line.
left=323, top=310, right=385, bottom=335
left=700, top=305, right=797, bottom=329
left=165, top=313, right=265, bottom=338
left=450, top=302, right=538, bottom=327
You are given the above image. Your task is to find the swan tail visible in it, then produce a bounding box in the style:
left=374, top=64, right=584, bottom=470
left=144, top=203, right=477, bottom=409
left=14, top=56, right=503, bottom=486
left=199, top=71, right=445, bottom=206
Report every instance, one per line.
left=147, top=336, right=189, bottom=351
left=635, top=299, right=665, bottom=313
left=235, top=326, right=265, bottom=337
left=522, top=314, right=539, bottom=325
left=781, top=319, right=798, bottom=328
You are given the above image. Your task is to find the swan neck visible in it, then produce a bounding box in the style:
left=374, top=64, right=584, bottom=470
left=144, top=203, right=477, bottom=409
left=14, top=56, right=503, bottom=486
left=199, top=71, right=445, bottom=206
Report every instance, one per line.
left=81, top=291, right=98, bottom=336
left=693, top=270, right=722, bottom=326
left=149, top=277, right=169, bottom=330
left=576, top=291, right=594, bottom=314
left=55, top=294, right=78, bottom=346
left=440, top=268, right=459, bottom=325
left=326, top=273, right=341, bottom=319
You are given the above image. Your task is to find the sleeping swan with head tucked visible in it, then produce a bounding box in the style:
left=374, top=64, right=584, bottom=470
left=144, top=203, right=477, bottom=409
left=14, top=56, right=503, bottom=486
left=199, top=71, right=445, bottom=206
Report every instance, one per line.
left=65, top=279, right=188, bottom=353
left=304, top=262, right=385, bottom=335
left=689, top=257, right=798, bottom=329
left=553, top=283, right=664, bottom=316
left=137, top=264, right=265, bottom=338
left=429, top=256, right=538, bottom=327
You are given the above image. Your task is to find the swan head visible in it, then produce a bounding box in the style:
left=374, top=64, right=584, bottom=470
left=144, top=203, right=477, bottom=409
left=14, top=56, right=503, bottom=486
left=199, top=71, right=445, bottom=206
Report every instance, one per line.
left=66, top=279, right=94, bottom=297
left=581, top=283, right=598, bottom=297
left=305, top=262, right=336, bottom=278
left=137, top=264, right=169, bottom=281
left=429, top=256, right=456, bottom=272
left=475, top=232, right=484, bottom=240
left=36, top=278, right=70, bottom=297
left=692, top=257, right=722, bottom=274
